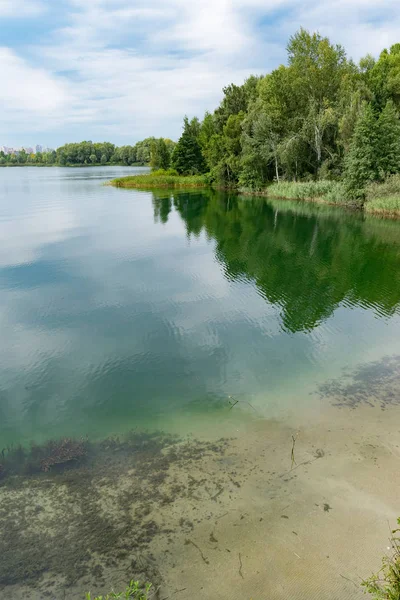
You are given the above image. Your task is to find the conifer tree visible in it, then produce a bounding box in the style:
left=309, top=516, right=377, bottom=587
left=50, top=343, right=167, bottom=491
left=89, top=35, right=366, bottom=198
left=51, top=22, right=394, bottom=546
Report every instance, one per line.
left=172, top=117, right=207, bottom=175
left=343, top=103, right=380, bottom=202
left=378, top=100, right=400, bottom=177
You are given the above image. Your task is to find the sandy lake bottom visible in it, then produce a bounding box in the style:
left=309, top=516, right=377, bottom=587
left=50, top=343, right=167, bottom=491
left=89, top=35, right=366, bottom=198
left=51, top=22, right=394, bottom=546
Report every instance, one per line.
left=1, top=354, right=400, bottom=600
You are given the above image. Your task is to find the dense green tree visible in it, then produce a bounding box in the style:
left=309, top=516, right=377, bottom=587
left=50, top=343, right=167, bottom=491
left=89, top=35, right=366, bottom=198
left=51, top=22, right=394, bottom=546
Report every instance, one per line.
left=343, top=103, right=380, bottom=201
left=378, top=100, right=400, bottom=176
left=150, top=138, right=171, bottom=170
left=364, top=45, right=400, bottom=110
left=172, top=117, right=207, bottom=175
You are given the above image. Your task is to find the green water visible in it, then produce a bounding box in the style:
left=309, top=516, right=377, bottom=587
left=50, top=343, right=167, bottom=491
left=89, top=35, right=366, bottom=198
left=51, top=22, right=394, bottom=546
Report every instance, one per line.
left=1, top=166, right=400, bottom=446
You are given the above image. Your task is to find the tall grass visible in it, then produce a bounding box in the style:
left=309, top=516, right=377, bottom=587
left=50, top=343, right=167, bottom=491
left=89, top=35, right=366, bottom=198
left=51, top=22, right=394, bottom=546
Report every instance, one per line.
left=267, top=180, right=346, bottom=204
left=365, top=174, right=400, bottom=216
left=110, top=169, right=209, bottom=189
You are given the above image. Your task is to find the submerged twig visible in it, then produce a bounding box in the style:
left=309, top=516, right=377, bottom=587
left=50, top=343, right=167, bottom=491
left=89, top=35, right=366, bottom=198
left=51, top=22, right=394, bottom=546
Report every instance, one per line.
left=227, top=395, right=258, bottom=413
left=185, top=539, right=209, bottom=565
left=228, top=395, right=239, bottom=410
left=291, top=433, right=299, bottom=470
left=211, top=487, right=224, bottom=501
left=340, top=574, right=359, bottom=588
left=161, top=587, right=187, bottom=600
left=238, top=552, right=244, bottom=579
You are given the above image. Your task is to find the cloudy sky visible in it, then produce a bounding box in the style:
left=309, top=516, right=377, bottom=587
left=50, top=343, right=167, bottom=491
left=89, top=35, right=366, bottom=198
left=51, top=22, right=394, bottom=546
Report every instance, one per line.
left=1, top=0, right=400, bottom=148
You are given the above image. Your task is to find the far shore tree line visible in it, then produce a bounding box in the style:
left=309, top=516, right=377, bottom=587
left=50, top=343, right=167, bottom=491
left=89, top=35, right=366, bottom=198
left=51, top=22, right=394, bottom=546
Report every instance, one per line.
left=0, top=138, right=176, bottom=168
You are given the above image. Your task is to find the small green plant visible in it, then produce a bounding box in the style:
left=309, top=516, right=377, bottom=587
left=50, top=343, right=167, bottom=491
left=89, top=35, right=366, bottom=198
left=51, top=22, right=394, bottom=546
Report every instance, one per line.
left=362, top=519, right=400, bottom=599
left=86, top=580, right=153, bottom=600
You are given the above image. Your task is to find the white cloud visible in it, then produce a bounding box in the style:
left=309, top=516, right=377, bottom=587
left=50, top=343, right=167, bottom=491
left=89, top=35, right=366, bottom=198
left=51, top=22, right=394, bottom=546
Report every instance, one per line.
left=0, top=48, right=70, bottom=135
left=0, top=0, right=45, bottom=17
left=3, top=0, right=400, bottom=145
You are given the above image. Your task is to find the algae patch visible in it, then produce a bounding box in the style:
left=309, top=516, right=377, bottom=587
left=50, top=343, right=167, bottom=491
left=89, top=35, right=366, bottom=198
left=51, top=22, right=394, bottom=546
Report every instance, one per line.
left=316, top=355, right=400, bottom=409
left=0, top=431, right=230, bottom=598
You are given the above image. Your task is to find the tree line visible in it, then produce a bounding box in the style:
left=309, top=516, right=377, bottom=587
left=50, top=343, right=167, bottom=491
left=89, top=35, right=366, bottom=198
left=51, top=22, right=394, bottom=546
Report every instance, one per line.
left=0, top=138, right=176, bottom=167
left=169, top=28, right=400, bottom=203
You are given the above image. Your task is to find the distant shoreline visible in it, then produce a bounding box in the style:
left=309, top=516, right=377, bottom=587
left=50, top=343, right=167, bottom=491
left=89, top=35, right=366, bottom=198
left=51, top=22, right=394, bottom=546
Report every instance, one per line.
left=0, top=163, right=148, bottom=168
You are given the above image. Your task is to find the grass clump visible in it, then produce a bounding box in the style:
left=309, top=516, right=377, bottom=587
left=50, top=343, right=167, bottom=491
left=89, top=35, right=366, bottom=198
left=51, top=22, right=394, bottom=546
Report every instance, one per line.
left=267, top=180, right=346, bottom=204
left=86, top=580, right=153, bottom=600
left=110, top=168, right=210, bottom=189
left=365, top=174, right=400, bottom=216
left=362, top=518, right=400, bottom=599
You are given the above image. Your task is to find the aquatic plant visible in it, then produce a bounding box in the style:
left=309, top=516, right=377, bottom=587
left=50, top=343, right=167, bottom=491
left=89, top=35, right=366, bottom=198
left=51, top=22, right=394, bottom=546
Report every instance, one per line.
left=40, top=437, right=87, bottom=472
left=316, top=355, right=400, bottom=410
left=0, top=429, right=228, bottom=597
left=86, top=580, right=153, bottom=600
left=362, top=518, right=400, bottom=599
left=0, top=436, right=89, bottom=477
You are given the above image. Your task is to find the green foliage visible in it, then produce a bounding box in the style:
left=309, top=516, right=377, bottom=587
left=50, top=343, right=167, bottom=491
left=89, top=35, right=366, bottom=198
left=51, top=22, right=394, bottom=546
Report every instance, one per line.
left=378, top=100, right=400, bottom=177
left=150, top=138, right=174, bottom=171
left=85, top=580, right=152, bottom=600
left=343, top=103, right=380, bottom=202
left=172, top=117, right=207, bottom=175
left=343, top=100, right=400, bottom=201
left=362, top=518, right=400, bottom=599
left=364, top=44, right=400, bottom=110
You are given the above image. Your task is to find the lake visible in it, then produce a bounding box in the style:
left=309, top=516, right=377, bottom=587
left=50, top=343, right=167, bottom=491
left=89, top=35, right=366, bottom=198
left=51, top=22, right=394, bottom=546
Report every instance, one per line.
left=1, top=166, right=400, bottom=599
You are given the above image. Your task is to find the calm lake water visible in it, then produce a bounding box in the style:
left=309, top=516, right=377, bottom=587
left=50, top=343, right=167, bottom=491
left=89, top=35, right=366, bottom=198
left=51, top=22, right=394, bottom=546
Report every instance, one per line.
left=2, top=166, right=400, bottom=600
left=1, top=166, right=400, bottom=446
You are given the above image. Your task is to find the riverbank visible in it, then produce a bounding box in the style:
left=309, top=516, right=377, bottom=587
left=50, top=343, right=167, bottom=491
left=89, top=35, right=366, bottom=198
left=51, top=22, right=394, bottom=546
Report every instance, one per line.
left=263, top=179, right=400, bottom=218
left=111, top=173, right=400, bottom=218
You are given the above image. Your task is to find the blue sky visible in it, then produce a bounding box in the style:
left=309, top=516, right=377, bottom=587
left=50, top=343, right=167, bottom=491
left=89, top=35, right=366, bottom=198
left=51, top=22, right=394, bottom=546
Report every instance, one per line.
left=1, top=0, right=400, bottom=148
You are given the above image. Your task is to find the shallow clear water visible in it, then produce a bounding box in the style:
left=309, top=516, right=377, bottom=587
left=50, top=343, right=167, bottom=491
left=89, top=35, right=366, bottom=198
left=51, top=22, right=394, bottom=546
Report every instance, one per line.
left=1, top=166, right=400, bottom=446
left=2, top=167, right=400, bottom=600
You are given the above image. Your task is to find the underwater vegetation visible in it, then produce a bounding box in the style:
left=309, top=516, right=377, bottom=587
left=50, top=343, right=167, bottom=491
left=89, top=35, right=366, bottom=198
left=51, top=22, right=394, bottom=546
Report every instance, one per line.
left=0, top=436, right=89, bottom=478
left=0, top=430, right=229, bottom=598
left=86, top=580, right=154, bottom=600
left=316, top=355, right=400, bottom=409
